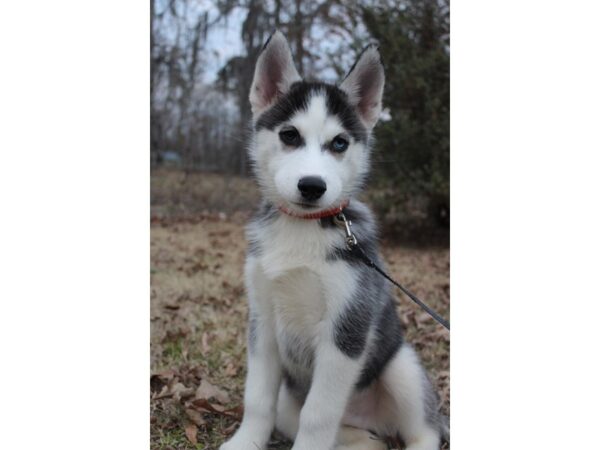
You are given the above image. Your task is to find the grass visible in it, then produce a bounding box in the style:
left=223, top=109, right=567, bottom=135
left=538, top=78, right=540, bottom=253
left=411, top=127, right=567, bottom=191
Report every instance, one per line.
left=150, top=170, right=450, bottom=450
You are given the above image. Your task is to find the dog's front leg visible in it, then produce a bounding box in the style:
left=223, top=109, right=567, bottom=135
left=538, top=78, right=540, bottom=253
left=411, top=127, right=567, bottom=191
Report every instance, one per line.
left=221, top=315, right=281, bottom=450
left=291, top=337, right=362, bottom=450
left=221, top=262, right=281, bottom=450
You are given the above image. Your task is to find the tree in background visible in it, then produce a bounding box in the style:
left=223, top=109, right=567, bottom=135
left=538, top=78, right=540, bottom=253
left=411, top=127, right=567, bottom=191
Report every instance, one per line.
left=151, top=0, right=240, bottom=170
left=363, top=0, right=449, bottom=230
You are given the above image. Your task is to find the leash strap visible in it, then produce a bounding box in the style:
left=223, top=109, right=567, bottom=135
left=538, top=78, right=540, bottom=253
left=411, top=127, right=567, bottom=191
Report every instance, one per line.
left=335, top=212, right=450, bottom=331
left=354, top=244, right=450, bottom=330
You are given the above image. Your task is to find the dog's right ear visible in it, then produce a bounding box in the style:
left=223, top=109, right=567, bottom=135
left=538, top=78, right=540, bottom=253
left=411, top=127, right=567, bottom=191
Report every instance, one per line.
left=249, top=30, right=301, bottom=117
left=340, top=45, right=385, bottom=130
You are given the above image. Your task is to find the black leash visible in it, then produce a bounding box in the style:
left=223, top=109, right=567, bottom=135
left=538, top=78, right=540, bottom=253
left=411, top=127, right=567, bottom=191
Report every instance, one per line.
left=334, top=212, right=450, bottom=331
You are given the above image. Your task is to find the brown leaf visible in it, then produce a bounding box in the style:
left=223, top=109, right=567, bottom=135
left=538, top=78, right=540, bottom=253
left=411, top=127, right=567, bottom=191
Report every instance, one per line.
left=222, top=422, right=238, bottom=435
left=190, top=398, right=222, bottom=414
left=190, top=398, right=227, bottom=415
left=225, top=404, right=244, bottom=420
left=172, top=382, right=195, bottom=401
left=150, top=369, right=175, bottom=393
left=201, top=332, right=210, bottom=353
left=185, top=408, right=206, bottom=427
left=224, top=362, right=238, bottom=377
left=190, top=399, right=243, bottom=420
left=184, top=423, right=198, bottom=445
left=195, top=379, right=230, bottom=404
left=210, top=402, right=226, bottom=412
left=152, top=384, right=169, bottom=400
left=155, top=382, right=195, bottom=401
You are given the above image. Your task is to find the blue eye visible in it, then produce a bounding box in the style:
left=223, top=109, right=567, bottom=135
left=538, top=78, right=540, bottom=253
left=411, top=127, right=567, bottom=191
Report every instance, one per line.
left=331, top=135, right=349, bottom=153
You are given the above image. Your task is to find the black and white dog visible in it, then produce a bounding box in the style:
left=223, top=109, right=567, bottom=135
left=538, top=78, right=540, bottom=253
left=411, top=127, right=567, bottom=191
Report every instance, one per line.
left=221, top=31, right=447, bottom=450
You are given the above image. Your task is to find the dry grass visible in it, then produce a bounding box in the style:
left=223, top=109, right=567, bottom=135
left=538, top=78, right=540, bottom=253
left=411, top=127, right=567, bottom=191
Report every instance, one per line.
left=151, top=169, right=260, bottom=218
left=150, top=170, right=449, bottom=450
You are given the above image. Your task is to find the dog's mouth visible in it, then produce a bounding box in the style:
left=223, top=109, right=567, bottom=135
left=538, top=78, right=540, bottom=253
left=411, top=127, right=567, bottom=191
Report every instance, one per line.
left=279, top=199, right=349, bottom=219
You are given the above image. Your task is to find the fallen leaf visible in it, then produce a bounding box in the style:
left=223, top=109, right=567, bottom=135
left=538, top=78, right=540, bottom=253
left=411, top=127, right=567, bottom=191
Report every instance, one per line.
left=195, top=379, right=230, bottom=404
left=222, top=422, right=238, bottom=435
left=210, top=402, right=226, bottom=412
left=191, top=398, right=226, bottom=414
left=172, top=382, right=195, bottom=401
left=152, top=384, right=170, bottom=400
left=201, top=332, right=210, bottom=353
left=155, top=382, right=195, bottom=401
left=190, top=399, right=243, bottom=420
left=152, top=369, right=176, bottom=379
left=150, top=370, right=175, bottom=393
left=184, top=423, right=197, bottom=445
left=185, top=408, right=206, bottom=426
left=224, top=362, right=238, bottom=377
left=226, top=404, right=244, bottom=420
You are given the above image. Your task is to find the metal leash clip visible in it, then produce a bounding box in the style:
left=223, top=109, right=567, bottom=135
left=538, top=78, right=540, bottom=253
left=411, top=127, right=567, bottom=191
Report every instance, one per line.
left=334, top=212, right=358, bottom=250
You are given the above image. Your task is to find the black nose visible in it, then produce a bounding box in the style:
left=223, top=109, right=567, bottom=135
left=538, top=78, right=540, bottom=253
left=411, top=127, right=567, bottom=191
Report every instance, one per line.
left=298, top=176, right=327, bottom=201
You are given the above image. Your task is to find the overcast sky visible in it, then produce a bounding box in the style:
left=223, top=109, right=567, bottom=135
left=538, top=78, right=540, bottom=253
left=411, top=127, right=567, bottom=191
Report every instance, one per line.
left=202, top=6, right=245, bottom=83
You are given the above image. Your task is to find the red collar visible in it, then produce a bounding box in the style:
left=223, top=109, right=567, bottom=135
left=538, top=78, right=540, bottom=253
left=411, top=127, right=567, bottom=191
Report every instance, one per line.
left=278, top=200, right=349, bottom=220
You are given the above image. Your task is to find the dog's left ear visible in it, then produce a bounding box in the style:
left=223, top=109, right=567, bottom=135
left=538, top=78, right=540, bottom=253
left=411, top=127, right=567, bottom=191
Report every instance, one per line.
left=340, top=45, right=385, bottom=130
left=249, top=30, right=301, bottom=117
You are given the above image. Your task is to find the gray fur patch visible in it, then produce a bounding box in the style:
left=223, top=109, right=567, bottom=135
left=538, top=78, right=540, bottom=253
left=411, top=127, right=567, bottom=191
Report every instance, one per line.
left=282, top=368, right=311, bottom=403
left=247, top=309, right=259, bottom=353
left=246, top=201, right=278, bottom=256
left=422, top=370, right=449, bottom=442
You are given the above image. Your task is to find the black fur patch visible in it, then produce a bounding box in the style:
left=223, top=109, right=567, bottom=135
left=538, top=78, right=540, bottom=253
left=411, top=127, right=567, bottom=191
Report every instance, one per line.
left=332, top=253, right=386, bottom=359
left=255, top=82, right=367, bottom=143
left=325, top=88, right=367, bottom=143
left=333, top=295, right=373, bottom=358
left=356, top=297, right=403, bottom=388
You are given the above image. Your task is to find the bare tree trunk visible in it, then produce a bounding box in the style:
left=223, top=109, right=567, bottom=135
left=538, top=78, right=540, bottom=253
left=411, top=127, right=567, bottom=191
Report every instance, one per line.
left=294, top=0, right=305, bottom=75
left=274, top=0, right=281, bottom=28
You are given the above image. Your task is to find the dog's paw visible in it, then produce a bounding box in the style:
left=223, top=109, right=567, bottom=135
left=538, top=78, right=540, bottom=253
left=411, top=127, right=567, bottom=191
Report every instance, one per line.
left=220, top=435, right=265, bottom=450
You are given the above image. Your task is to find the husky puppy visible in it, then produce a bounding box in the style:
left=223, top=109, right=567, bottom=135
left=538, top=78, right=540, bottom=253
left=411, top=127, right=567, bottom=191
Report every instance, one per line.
left=221, top=31, right=447, bottom=450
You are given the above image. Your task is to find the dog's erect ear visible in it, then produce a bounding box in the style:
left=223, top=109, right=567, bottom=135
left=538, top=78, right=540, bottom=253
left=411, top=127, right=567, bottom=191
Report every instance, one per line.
left=340, top=45, right=385, bottom=129
left=249, top=31, right=301, bottom=117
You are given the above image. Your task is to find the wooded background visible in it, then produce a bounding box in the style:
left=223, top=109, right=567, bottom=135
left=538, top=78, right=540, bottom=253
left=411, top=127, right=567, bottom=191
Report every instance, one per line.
left=151, top=0, right=449, bottom=233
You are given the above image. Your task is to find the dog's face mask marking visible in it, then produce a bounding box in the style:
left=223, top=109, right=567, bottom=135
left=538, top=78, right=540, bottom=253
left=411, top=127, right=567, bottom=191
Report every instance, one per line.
left=249, top=31, right=385, bottom=215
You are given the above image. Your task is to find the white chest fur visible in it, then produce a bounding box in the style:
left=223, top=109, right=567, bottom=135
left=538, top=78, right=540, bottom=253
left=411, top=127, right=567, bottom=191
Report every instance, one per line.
left=252, top=215, right=342, bottom=279
left=248, top=215, right=352, bottom=375
left=271, top=268, right=324, bottom=376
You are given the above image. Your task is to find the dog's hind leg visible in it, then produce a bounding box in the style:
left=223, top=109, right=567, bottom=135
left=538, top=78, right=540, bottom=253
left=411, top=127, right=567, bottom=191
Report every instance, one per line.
left=274, top=382, right=301, bottom=441
left=380, top=344, right=444, bottom=450
left=334, top=426, right=387, bottom=450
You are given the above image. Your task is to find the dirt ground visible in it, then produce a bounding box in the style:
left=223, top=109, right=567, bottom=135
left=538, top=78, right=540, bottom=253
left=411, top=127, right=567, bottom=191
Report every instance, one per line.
left=150, top=170, right=450, bottom=450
